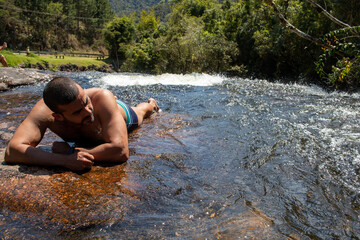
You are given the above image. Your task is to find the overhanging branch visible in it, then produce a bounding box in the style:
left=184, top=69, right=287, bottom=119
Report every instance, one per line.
left=306, top=0, right=350, bottom=28
left=268, top=1, right=345, bottom=57
left=305, top=0, right=359, bottom=38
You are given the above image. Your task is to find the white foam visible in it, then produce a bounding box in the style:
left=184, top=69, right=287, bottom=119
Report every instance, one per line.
left=94, top=73, right=225, bottom=87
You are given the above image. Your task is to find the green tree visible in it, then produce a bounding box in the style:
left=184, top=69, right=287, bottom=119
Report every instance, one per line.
left=103, top=16, right=136, bottom=61
left=267, top=0, right=360, bottom=89
left=120, top=9, right=161, bottom=73
left=3, top=0, right=113, bottom=51
left=0, top=0, right=22, bottom=47
left=149, top=0, right=237, bottom=74
left=44, top=2, right=64, bottom=49
left=137, top=9, right=159, bottom=40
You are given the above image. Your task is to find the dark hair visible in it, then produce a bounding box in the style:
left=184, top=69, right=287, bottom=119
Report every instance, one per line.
left=43, top=77, right=79, bottom=113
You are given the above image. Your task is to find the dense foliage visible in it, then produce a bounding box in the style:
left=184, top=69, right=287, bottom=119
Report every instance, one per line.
left=0, top=0, right=114, bottom=51
left=108, top=0, right=163, bottom=17
left=104, top=0, right=360, bottom=90
left=0, top=0, right=359, bottom=90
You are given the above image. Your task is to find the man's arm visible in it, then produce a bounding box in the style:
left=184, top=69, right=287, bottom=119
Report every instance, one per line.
left=75, top=90, right=129, bottom=162
left=4, top=101, right=94, bottom=171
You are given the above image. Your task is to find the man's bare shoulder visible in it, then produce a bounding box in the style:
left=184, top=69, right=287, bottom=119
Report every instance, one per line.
left=27, top=99, right=54, bottom=123
left=86, top=88, right=116, bottom=105
left=86, top=88, right=113, bottom=97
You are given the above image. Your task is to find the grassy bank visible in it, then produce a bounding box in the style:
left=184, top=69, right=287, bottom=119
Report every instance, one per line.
left=1, top=51, right=110, bottom=70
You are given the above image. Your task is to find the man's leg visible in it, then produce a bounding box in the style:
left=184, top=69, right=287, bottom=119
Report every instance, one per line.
left=0, top=55, right=8, bottom=67
left=131, top=98, right=160, bottom=125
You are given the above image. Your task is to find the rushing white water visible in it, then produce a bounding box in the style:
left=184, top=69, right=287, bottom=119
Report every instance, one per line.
left=92, top=72, right=225, bottom=86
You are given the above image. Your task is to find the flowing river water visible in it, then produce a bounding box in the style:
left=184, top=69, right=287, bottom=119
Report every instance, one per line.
left=0, top=72, right=360, bottom=239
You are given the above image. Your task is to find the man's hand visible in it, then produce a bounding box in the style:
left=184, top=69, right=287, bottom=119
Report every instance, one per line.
left=65, top=150, right=94, bottom=171
left=52, top=141, right=94, bottom=171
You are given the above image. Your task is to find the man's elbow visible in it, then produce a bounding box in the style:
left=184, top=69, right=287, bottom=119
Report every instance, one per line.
left=116, top=149, right=129, bottom=162
left=121, top=150, right=129, bottom=162
left=113, top=144, right=129, bottom=162
left=4, top=144, right=16, bottom=164
left=4, top=140, right=29, bottom=164
left=120, top=148, right=130, bottom=162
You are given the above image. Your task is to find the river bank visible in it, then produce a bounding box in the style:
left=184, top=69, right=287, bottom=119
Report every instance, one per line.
left=1, top=51, right=115, bottom=73
left=0, top=52, right=115, bottom=90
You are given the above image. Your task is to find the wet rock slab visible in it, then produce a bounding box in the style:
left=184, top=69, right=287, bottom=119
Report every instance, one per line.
left=0, top=113, right=193, bottom=238
left=0, top=67, right=53, bottom=91
left=0, top=113, right=279, bottom=239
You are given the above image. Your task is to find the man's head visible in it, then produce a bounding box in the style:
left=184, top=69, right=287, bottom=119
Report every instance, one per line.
left=43, top=77, right=94, bottom=125
left=43, top=77, right=79, bottom=113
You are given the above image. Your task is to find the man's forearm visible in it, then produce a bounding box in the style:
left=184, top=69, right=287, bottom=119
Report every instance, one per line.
left=5, top=144, right=71, bottom=168
left=76, top=142, right=129, bottom=162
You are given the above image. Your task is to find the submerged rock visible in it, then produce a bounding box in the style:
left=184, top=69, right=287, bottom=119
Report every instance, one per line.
left=0, top=113, right=194, bottom=237
left=0, top=112, right=279, bottom=238
left=0, top=67, right=53, bottom=91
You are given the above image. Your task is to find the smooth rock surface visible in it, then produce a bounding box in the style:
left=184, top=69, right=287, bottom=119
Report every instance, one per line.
left=0, top=67, right=53, bottom=91
left=0, top=112, right=277, bottom=239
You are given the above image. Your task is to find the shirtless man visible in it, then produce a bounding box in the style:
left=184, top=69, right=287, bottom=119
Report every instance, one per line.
left=0, top=42, right=9, bottom=67
left=4, top=77, right=159, bottom=171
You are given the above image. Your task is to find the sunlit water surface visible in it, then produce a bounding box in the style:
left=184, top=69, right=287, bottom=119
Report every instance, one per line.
left=1, top=72, right=360, bottom=239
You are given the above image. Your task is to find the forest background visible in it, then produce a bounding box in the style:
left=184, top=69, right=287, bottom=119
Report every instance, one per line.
left=0, top=0, right=359, bottom=91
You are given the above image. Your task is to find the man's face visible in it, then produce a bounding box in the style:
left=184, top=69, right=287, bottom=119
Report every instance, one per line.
left=57, top=85, right=95, bottom=126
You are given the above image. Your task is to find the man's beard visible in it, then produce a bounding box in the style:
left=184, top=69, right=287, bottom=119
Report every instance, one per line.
left=82, top=112, right=95, bottom=125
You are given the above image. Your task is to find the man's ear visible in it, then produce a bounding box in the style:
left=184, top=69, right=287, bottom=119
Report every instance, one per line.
left=52, top=113, right=64, bottom=121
